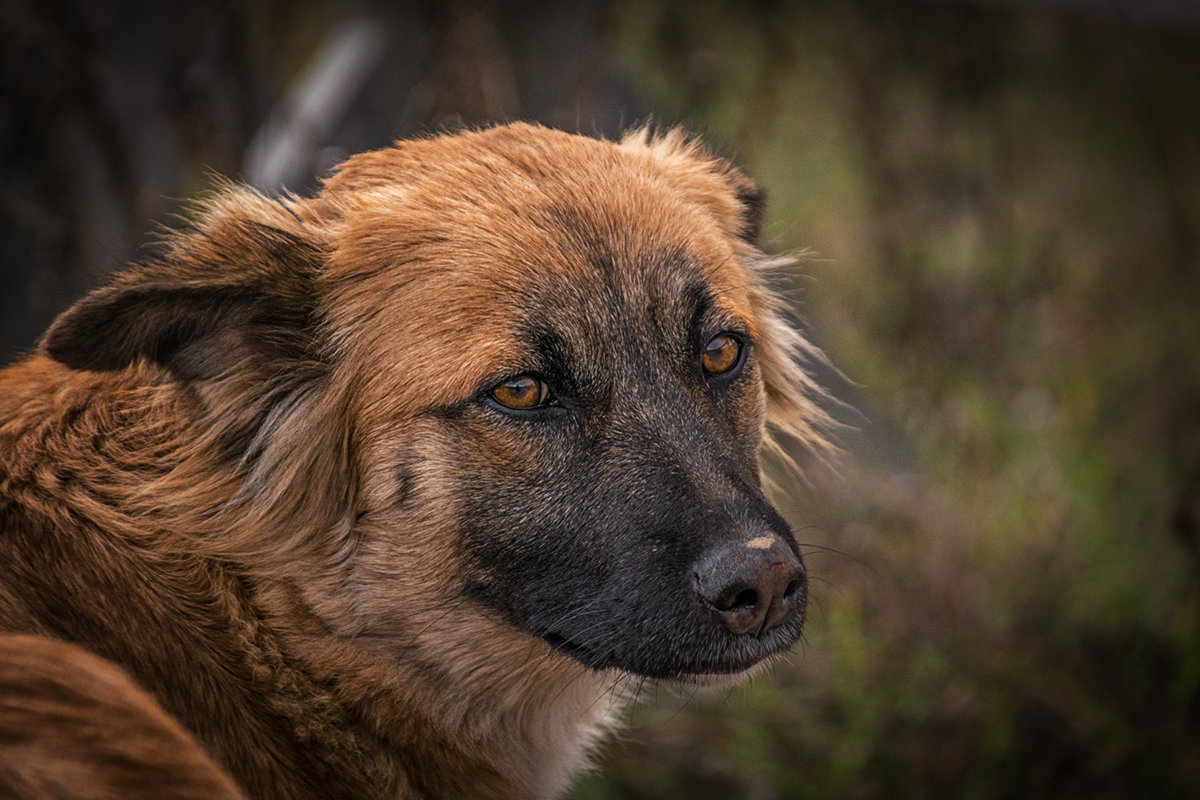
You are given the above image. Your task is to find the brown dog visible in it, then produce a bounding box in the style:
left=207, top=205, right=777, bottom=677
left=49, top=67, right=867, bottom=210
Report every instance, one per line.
left=0, top=124, right=829, bottom=799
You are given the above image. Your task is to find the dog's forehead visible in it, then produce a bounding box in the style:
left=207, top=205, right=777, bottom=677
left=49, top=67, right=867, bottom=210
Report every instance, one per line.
left=322, top=130, right=758, bottom=407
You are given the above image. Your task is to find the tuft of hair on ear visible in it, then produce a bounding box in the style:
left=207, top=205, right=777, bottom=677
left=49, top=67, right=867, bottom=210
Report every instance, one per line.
left=723, top=166, right=766, bottom=244
left=41, top=186, right=327, bottom=382
left=619, top=124, right=768, bottom=245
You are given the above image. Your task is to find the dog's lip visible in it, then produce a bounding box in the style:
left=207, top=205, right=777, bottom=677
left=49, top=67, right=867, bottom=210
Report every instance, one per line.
left=542, top=629, right=767, bottom=688
left=540, top=629, right=793, bottom=678
left=541, top=632, right=599, bottom=663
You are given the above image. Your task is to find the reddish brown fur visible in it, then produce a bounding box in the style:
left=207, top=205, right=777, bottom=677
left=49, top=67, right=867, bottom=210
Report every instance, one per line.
left=0, top=124, right=829, bottom=798
left=0, top=635, right=246, bottom=799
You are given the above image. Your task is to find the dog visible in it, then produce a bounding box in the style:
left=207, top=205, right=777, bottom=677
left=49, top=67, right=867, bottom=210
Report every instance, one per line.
left=0, top=123, right=830, bottom=799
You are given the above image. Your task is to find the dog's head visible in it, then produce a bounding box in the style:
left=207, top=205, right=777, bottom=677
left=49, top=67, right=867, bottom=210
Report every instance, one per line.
left=43, top=124, right=830, bottom=682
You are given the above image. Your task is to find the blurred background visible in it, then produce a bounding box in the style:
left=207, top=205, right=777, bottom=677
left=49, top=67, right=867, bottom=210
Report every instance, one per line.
left=3, top=0, right=1198, bottom=797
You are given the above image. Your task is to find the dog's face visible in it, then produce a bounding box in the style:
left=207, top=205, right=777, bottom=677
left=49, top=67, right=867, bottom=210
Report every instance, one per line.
left=446, top=265, right=807, bottom=678
left=319, top=126, right=810, bottom=680
left=43, top=124, right=823, bottom=684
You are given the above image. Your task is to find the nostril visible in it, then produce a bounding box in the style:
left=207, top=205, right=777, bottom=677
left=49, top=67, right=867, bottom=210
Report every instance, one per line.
left=713, top=587, right=759, bottom=613
left=783, top=577, right=802, bottom=601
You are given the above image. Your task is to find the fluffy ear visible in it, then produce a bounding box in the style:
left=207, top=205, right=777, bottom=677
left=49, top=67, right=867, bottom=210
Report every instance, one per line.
left=43, top=191, right=325, bottom=380
left=723, top=165, right=766, bottom=244
left=621, top=126, right=767, bottom=244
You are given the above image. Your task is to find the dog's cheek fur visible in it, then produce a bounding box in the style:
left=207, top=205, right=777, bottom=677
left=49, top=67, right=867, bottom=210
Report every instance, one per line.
left=710, top=356, right=771, bottom=467
left=330, top=419, right=625, bottom=798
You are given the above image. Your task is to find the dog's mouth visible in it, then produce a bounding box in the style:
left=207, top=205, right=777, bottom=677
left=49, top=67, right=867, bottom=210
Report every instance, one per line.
left=538, top=626, right=797, bottom=680
left=541, top=632, right=597, bottom=664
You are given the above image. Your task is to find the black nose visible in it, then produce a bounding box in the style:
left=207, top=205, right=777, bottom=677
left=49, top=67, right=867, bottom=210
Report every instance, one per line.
left=693, top=536, right=806, bottom=636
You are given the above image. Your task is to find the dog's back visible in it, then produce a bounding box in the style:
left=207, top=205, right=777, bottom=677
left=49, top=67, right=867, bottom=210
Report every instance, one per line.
left=0, top=359, right=376, bottom=798
left=0, top=634, right=245, bottom=799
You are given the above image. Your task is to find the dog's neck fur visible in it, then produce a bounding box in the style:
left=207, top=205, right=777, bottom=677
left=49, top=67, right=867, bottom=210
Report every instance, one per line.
left=246, top=574, right=627, bottom=799
left=0, top=356, right=624, bottom=798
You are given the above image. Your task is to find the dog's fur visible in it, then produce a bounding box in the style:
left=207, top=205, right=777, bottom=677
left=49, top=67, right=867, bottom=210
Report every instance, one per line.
left=0, top=123, right=829, bottom=799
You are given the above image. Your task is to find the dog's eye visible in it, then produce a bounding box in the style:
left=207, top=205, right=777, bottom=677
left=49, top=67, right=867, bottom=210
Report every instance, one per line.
left=491, top=375, right=552, bottom=410
left=702, top=334, right=742, bottom=376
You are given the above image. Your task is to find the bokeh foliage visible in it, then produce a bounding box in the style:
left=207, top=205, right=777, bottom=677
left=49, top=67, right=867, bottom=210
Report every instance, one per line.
left=572, top=1, right=1200, bottom=797
left=5, top=1, right=1197, bottom=797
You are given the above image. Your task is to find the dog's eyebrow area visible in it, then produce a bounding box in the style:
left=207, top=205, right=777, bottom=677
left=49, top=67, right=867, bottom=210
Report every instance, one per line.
left=449, top=240, right=761, bottom=416
left=494, top=325, right=586, bottom=400
left=682, top=281, right=752, bottom=341
left=637, top=243, right=758, bottom=339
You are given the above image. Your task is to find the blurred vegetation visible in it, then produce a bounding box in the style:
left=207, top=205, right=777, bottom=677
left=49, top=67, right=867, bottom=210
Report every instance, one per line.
left=4, top=1, right=1198, bottom=797
left=571, top=1, right=1200, bottom=798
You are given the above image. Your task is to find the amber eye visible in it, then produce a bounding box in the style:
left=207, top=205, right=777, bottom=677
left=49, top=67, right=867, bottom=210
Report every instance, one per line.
left=491, top=375, right=551, bottom=410
left=702, top=333, right=743, bottom=376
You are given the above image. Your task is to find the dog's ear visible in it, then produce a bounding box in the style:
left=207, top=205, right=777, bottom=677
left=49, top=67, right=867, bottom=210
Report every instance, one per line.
left=722, top=164, right=766, bottom=244
left=621, top=126, right=767, bottom=244
left=43, top=190, right=325, bottom=380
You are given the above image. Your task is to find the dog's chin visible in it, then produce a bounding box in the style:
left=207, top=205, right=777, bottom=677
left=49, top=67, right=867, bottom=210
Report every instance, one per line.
left=667, top=657, right=777, bottom=689
left=540, top=631, right=793, bottom=684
